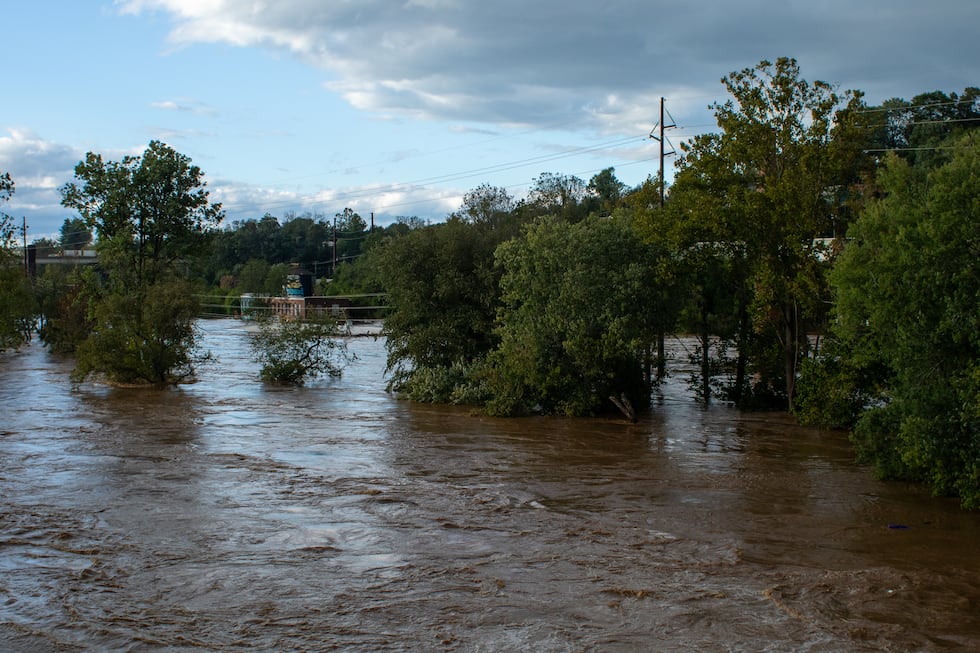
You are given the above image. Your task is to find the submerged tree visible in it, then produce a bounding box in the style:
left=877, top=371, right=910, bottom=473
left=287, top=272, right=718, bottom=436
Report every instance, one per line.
left=376, top=215, right=505, bottom=401
left=667, top=57, right=866, bottom=409
left=818, top=135, right=980, bottom=507
left=250, top=314, right=352, bottom=385
left=484, top=215, right=673, bottom=417
left=60, top=141, right=223, bottom=384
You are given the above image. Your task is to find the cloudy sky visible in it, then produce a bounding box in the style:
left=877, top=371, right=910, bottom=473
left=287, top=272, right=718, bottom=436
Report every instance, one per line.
left=3, top=1, right=977, bottom=239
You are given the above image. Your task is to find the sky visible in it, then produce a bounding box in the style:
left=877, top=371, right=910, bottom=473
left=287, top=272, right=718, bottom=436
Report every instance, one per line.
left=2, top=1, right=978, bottom=240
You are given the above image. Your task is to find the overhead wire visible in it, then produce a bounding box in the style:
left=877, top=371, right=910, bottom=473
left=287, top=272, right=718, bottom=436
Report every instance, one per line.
left=214, top=132, right=655, bottom=217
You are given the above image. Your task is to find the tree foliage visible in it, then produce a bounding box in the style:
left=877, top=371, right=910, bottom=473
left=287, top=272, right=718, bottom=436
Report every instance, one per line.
left=59, top=142, right=223, bottom=384
left=820, top=135, right=980, bottom=506
left=667, top=57, right=866, bottom=409
left=59, top=217, right=93, bottom=250
left=484, top=215, right=672, bottom=417
left=0, top=171, right=36, bottom=352
left=376, top=217, right=503, bottom=398
left=250, top=314, right=351, bottom=385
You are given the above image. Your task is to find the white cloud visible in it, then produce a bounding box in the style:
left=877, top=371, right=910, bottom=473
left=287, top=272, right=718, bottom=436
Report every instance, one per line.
left=0, top=129, right=83, bottom=237
left=210, top=176, right=461, bottom=226
left=150, top=99, right=218, bottom=116
left=113, top=0, right=980, bottom=141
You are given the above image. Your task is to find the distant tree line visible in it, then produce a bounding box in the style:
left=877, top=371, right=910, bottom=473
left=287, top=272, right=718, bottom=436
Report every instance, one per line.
left=1, top=57, right=978, bottom=505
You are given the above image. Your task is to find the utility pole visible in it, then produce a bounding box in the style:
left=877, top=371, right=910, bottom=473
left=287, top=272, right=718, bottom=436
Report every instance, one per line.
left=332, top=216, right=337, bottom=278
left=648, top=97, right=676, bottom=381
left=649, top=96, right=676, bottom=209
left=22, top=216, right=28, bottom=276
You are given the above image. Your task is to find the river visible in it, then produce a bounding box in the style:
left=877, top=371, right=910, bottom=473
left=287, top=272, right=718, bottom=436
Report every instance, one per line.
left=1, top=318, right=978, bottom=652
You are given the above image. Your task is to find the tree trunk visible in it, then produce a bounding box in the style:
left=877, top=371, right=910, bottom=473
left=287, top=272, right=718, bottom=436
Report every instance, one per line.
left=700, top=308, right=711, bottom=404
left=784, top=302, right=798, bottom=412
left=656, top=328, right=666, bottom=381
left=733, top=302, right=749, bottom=407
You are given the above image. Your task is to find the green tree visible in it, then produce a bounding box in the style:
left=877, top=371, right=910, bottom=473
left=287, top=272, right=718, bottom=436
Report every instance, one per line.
left=667, top=57, right=866, bottom=409
left=58, top=217, right=93, bottom=250
left=863, top=88, right=980, bottom=169
left=453, top=183, right=516, bottom=231
left=263, top=262, right=289, bottom=296
left=0, top=171, right=36, bottom=351
left=35, top=265, right=95, bottom=354
left=824, top=136, right=980, bottom=506
left=376, top=217, right=502, bottom=400
left=250, top=314, right=351, bottom=385
left=235, top=257, right=270, bottom=293
left=0, top=171, right=14, bottom=254
left=484, top=215, right=671, bottom=417
left=329, top=207, right=368, bottom=275
left=587, top=167, right=627, bottom=215
left=526, top=172, right=588, bottom=221
left=60, top=141, right=223, bottom=384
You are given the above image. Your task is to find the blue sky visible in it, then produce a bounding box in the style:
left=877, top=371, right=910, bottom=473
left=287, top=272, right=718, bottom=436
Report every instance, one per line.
left=3, top=1, right=978, bottom=239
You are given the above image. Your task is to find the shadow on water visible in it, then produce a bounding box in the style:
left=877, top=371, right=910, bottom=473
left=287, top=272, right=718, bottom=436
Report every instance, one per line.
left=1, top=319, right=979, bottom=652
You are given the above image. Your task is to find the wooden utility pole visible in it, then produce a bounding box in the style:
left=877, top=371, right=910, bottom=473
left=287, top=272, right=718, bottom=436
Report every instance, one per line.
left=650, top=96, right=676, bottom=209
left=332, top=216, right=337, bottom=277
left=649, top=97, right=676, bottom=380
left=22, top=216, right=28, bottom=276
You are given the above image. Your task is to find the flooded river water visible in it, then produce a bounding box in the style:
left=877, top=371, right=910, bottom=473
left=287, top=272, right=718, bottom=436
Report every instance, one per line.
left=2, top=318, right=979, bottom=652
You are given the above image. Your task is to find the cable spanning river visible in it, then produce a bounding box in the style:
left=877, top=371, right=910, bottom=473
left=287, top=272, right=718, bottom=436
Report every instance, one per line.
left=2, top=318, right=978, bottom=651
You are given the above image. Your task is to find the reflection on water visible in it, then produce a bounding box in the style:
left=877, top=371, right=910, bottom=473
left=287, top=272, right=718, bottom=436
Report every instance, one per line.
left=1, top=319, right=978, bottom=651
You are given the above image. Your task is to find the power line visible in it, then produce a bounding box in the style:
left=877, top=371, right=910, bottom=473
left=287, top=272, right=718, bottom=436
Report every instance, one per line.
left=862, top=145, right=974, bottom=153
left=855, top=116, right=980, bottom=128
left=854, top=98, right=980, bottom=115
left=214, top=133, right=652, bottom=215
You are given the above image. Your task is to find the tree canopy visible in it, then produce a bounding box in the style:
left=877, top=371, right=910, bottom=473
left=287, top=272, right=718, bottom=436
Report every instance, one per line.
left=666, top=57, right=866, bottom=409
left=0, top=171, right=36, bottom=351
left=808, top=133, right=980, bottom=506
left=59, top=141, right=223, bottom=384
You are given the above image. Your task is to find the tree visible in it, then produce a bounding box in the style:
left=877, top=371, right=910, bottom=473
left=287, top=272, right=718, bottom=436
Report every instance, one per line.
left=60, top=141, right=223, bottom=384
left=330, top=207, right=368, bottom=273
left=250, top=314, right=351, bottom=385
left=0, top=171, right=18, bottom=264
left=526, top=172, right=587, bottom=221
left=59, top=217, right=93, bottom=250
left=376, top=217, right=502, bottom=401
left=667, top=57, right=866, bottom=409
left=454, top=184, right=516, bottom=231
left=0, top=171, right=36, bottom=352
left=820, top=135, right=980, bottom=507
left=484, top=215, right=672, bottom=417
left=237, top=258, right=271, bottom=293
left=587, top=167, right=627, bottom=214
left=334, top=207, right=367, bottom=234
left=863, top=88, right=980, bottom=169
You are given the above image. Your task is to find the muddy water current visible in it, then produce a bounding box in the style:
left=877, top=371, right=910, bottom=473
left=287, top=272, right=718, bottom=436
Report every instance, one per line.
left=1, top=318, right=979, bottom=652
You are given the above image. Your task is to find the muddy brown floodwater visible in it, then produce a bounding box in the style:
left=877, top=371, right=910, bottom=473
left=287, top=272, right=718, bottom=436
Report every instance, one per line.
left=1, top=318, right=979, bottom=652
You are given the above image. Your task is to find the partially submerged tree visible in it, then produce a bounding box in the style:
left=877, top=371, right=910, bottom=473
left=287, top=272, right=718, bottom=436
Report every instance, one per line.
left=484, top=215, right=674, bottom=417
left=60, top=141, right=223, bottom=384
left=250, top=314, right=352, bottom=385
left=667, top=57, right=866, bottom=409
left=815, top=135, right=980, bottom=507
left=376, top=216, right=503, bottom=400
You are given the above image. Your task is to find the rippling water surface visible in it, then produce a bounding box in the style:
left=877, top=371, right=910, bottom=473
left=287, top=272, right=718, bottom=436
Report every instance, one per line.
left=2, top=319, right=979, bottom=651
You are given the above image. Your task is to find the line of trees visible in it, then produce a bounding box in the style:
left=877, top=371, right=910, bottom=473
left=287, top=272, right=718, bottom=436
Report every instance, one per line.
left=2, top=57, right=977, bottom=505
left=368, top=59, right=980, bottom=506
